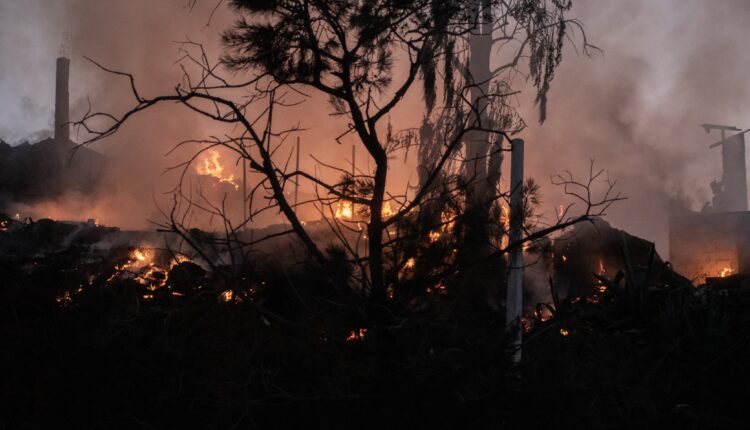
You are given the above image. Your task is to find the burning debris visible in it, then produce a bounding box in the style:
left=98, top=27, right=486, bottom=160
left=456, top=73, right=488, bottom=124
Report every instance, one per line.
left=670, top=124, right=750, bottom=286
left=549, top=218, right=669, bottom=298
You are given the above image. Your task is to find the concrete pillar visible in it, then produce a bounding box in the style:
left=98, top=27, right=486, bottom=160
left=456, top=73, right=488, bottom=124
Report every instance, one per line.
left=506, top=138, right=524, bottom=367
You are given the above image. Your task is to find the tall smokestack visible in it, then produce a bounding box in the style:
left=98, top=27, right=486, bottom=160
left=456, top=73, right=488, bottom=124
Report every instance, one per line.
left=55, top=56, right=70, bottom=143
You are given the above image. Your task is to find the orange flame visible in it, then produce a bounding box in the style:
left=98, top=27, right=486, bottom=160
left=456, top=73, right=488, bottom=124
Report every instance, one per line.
left=502, top=204, right=510, bottom=231
left=719, top=267, right=734, bottom=277
left=381, top=202, right=394, bottom=219
left=197, top=149, right=239, bottom=189
left=335, top=201, right=353, bottom=219
left=346, top=328, right=368, bottom=342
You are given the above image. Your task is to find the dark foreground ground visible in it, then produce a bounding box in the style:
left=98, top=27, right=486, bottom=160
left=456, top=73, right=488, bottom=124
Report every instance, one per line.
left=2, top=217, right=750, bottom=429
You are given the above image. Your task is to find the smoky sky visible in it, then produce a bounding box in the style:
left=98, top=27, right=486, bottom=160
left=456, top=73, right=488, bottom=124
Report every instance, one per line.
left=1, top=0, right=750, bottom=255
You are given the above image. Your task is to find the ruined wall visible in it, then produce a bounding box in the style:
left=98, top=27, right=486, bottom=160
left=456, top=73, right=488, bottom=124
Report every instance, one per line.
left=669, top=212, right=750, bottom=282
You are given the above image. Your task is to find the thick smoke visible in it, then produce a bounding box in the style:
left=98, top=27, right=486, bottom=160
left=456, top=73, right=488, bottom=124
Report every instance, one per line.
left=519, top=0, right=750, bottom=256
left=2, top=0, right=750, bottom=255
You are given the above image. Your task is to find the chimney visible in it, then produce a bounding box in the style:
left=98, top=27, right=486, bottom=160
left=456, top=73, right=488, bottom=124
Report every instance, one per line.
left=55, top=56, right=70, bottom=143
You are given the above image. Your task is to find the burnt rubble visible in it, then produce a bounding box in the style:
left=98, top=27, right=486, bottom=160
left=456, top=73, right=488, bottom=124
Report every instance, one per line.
left=0, top=137, right=104, bottom=205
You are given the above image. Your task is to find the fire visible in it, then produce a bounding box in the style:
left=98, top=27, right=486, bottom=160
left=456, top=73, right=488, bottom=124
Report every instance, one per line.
left=404, top=257, right=416, bottom=269
left=133, top=249, right=148, bottom=263
left=381, top=202, right=394, bottom=219
left=598, top=259, right=606, bottom=276
left=170, top=254, right=191, bottom=268
left=55, top=291, right=73, bottom=307
left=346, top=328, right=368, bottom=342
left=562, top=255, right=568, bottom=263
left=719, top=267, right=734, bottom=277
left=427, top=210, right=456, bottom=243
left=196, top=149, right=239, bottom=189
left=520, top=317, right=533, bottom=333
left=501, top=204, right=510, bottom=231
left=560, top=327, right=570, bottom=337
left=427, top=282, right=447, bottom=295
left=219, top=290, right=234, bottom=303
left=335, top=201, right=353, bottom=219
left=441, top=210, right=455, bottom=232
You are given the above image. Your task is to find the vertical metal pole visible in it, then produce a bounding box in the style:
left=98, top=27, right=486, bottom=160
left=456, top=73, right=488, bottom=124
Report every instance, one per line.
left=506, top=138, right=525, bottom=368
left=295, top=136, right=300, bottom=209
left=242, top=157, right=247, bottom=231
left=351, top=145, right=356, bottom=217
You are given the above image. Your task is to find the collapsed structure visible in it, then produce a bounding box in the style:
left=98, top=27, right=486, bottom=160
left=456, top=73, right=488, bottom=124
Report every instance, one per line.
left=0, top=49, right=103, bottom=206
left=669, top=124, right=750, bottom=283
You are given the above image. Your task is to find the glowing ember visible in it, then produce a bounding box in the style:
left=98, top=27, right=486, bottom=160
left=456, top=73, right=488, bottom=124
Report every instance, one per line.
left=428, top=230, right=441, bottom=243
left=719, top=267, right=734, bottom=277
left=427, top=282, right=447, bottom=295
left=346, top=328, right=368, bottom=342
left=441, top=210, right=456, bottom=232
left=560, top=327, right=570, bottom=337
left=404, top=257, right=416, bottom=269
left=55, top=291, right=73, bottom=307
left=335, top=201, right=353, bottom=219
left=219, top=290, right=234, bottom=303
left=520, top=317, right=533, bottom=333
left=196, top=149, right=239, bottom=189
left=562, top=255, right=568, bottom=263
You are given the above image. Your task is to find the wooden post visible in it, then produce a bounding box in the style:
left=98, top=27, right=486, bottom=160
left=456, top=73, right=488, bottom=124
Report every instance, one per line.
left=506, top=138, right=524, bottom=368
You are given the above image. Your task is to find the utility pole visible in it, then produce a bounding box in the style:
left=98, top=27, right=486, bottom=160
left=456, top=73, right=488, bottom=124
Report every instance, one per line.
left=506, top=138, right=525, bottom=369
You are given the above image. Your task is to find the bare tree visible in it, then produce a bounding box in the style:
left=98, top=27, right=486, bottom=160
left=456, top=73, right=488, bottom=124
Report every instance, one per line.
left=75, top=1, right=617, bottom=317
left=76, top=1, right=496, bottom=303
